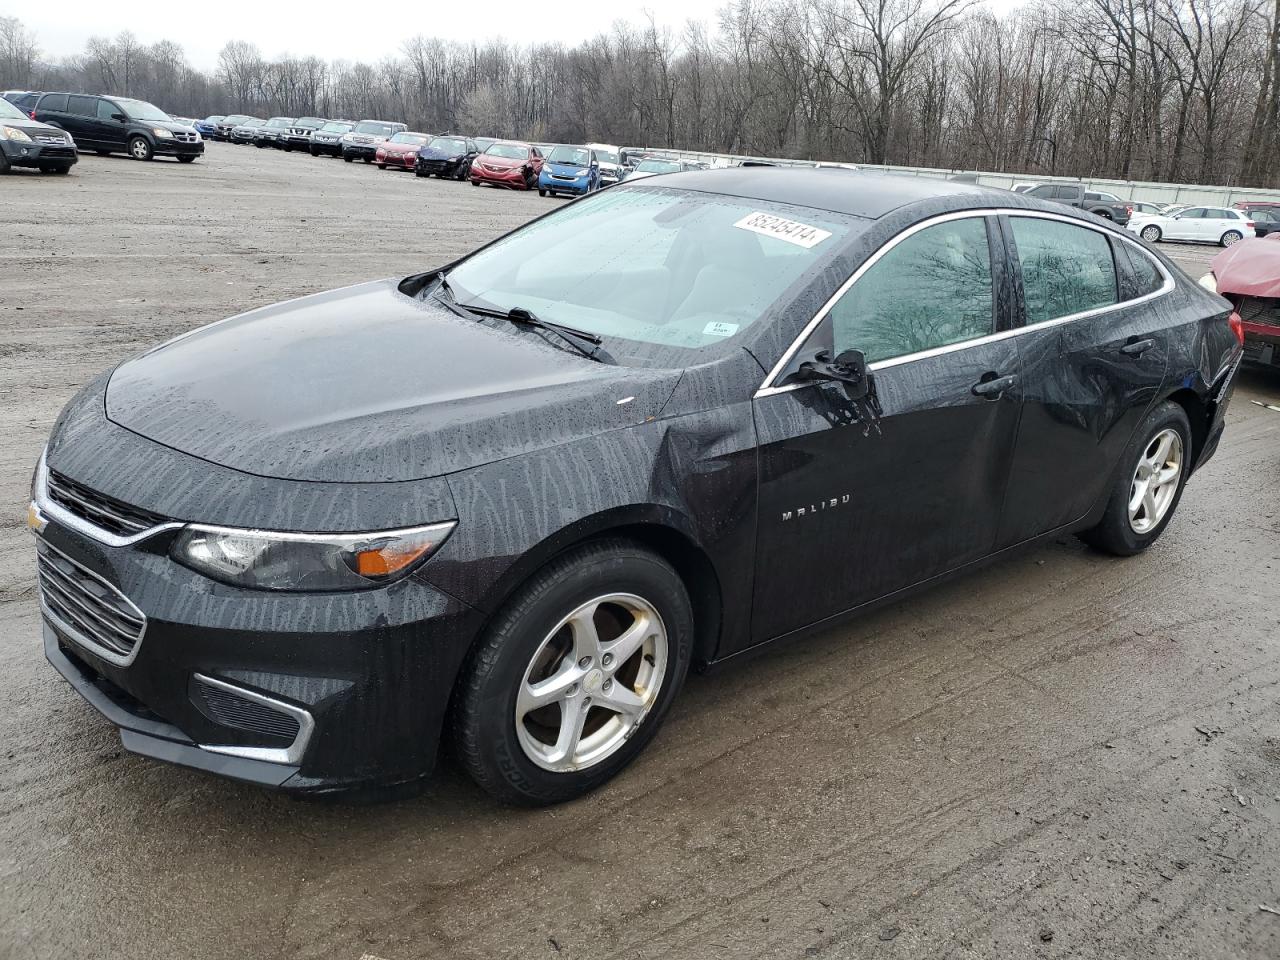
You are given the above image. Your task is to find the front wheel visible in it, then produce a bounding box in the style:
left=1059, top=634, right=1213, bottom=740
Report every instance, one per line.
left=127, top=136, right=153, bottom=161
left=538, top=188, right=547, bottom=197
left=1220, top=230, right=1243, bottom=247
left=343, top=154, right=353, bottom=163
left=177, top=156, right=196, bottom=164
left=451, top=540, right=693, bottom=805
left=1140, top=224, right=1162, bottom=243
left=1078, top=400, right=1192, bottom=556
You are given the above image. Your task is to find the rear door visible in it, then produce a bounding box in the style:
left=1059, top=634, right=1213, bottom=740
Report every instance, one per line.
left=751, top=213, right=1023, bottom=642
left=33, top=93, right=70, bottom=132
left=997, top=213, right=1171, bottom=546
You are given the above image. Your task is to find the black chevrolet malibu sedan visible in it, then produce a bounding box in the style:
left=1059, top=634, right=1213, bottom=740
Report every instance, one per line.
left=29, top=170, right=1242, bottom=804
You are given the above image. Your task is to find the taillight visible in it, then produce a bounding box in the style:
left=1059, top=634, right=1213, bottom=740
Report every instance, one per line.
left=29, top=110, right=35, bottom=119
left=1246, top=221, right=1255, bottom=230
left=1126, top=205, right=1133, bottom=215
left=1229, top=311, right=1244, bottom=345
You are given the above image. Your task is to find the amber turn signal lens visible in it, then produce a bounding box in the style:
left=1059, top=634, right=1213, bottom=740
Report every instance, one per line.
left=354, top=541, right=436, bottom=578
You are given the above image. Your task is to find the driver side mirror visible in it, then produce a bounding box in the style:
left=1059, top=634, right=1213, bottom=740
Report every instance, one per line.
left=111, top=113, right=127, bottom=122
left=795, top=348, right=872, bottom=399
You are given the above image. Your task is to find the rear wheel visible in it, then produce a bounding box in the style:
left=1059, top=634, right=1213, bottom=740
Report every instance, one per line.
left=127, top=136, right=152, bottom=161
left=1078, top=400, right=1192, bottom=556
left=451, top=540, right=693, bottom=805
left=1140, top=224, right=1162, bottom=242
left=1220, top=230, right=1243, bottom=247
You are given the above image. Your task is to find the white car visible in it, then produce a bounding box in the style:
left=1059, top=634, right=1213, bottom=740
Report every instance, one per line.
left=1128, top=205, right=1255, bottom=247
left=586, top=142, right=623, bottom=186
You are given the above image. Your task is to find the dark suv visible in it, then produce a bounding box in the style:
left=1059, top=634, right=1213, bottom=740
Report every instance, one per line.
left=32, top=93, right=203, bottom=162
left=0, top=95, right=77, bottom=174
left=282, top=116, right=326, bottom=151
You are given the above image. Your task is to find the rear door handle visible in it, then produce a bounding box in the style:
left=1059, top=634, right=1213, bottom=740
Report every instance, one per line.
left=1121, top=338, right=1155, bottom=356
left=971, top=374, right=1017, bottom=398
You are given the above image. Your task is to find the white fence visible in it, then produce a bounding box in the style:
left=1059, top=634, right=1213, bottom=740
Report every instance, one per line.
left=623, top=147, right=1279, bottom=207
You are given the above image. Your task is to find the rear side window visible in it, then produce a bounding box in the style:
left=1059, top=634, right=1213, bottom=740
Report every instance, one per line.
left=38, top=93, right=67, bottom=112
left=1120, top=244, right=1165, bottom=298
left=1011, top=217, right=1118, bottom=324
left=67, top=95, right=97, bottom=117
left=830, top=217, right=995, bottom=363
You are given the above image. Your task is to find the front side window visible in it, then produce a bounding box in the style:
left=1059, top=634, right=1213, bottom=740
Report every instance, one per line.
left=1179, top=208, right=1206, bottom=219
left=1027, top=185, right=1054, bottom=198
left=828, top=217, right=994, bottom=362
left=446, top=186, right=852, bottom=354
left=1011, top=217, right=1117, bottom=324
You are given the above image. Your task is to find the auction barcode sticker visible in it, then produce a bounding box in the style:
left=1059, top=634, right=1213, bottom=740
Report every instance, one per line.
left=733, top=212, right=832, bottom=249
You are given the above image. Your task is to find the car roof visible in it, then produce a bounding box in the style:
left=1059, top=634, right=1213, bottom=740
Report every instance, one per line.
left=643, top=167, right=1019, bottom=220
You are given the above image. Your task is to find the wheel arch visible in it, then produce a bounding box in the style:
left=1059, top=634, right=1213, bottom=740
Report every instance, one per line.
left=459, top=506, right=725, bottom=668
left=1164, top=387, right=1209, bottom=467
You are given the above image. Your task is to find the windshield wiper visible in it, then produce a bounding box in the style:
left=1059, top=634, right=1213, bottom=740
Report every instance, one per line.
left=430, top=274, right=474, bottom=320
left=470, top=304, right=614, bottom=364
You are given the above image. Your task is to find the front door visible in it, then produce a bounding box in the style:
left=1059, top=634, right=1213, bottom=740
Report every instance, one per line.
left=1166, top=208, right=1206, bottom=241
left=750, top=214, right=1023, bottom=643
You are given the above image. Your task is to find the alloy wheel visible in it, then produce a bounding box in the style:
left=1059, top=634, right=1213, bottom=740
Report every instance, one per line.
left=1141, top=225, right=1161, bottom=242
left=515, top=593, right=668, bottom=773
left=1222, top=230, right=1242, bottom=247
left=1128, top=428, right=1183, bottom=534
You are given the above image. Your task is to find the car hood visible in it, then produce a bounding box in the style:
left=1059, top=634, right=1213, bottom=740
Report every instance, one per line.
left=2, top=116, right=68, bottom=137
left=381, top=142, right=417, bottom=153
left=476, top=155, right=525, bottom=169
left=418, top=146, right=464, bottom=160
left=1212, top=235, right=1280, bottom=297
left=152, top=120, right=195, bottom=134
left=104, top=279, right=681, bottom=483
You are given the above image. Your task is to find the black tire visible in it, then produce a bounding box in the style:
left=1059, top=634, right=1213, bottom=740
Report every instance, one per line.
left=377, top=162, right=386, bottom=169
left=414, top=166, right=425, bottom=177
left=362, top=157, right=371, bottom=164
left=1220, top=230, right=1243, bottom=247
left=1078, top=400, right=1192, bottom=556
left=40, top=164, right=73, bottom=175
left=177, top=156, right=196, bottom=164
left=127, top=136, right=153, bottom=161
left=1140, top=224, right=1162, bottom=243
left=471, top=178, right=479, bottom=186
left=282, top=144, right=292, bottom=152
left=538, top=188, right=546, bottom=197
left=0, top=151, right=10, bottom=174
left=451, top=539, right=693, bottom=806
left=310, top=147, right=318, bottom=156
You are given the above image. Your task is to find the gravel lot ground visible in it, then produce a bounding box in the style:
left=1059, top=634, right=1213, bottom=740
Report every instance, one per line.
left=2, top=145, right=1279, bottom=960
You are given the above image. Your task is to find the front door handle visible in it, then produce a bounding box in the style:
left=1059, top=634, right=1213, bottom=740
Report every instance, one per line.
left=1120, top=338, right=1155, bottom=356
left=971, top=373, right=1017, bottom=398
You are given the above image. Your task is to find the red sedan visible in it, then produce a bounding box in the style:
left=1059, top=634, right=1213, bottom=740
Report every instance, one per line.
left=469, top=141, right=544, bottom=190
left=1205, top=234, right=1280, bottom=369
left=376, top=132, right=431, bottom=170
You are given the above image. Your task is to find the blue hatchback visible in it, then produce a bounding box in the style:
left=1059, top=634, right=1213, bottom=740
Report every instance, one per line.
left=537, top=145, right=600, bottom=197
left=194, top=115, right=223, bottom=137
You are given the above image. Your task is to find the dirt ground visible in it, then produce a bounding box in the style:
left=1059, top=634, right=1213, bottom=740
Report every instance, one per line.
left=1, top=145, right=1278, bottom=960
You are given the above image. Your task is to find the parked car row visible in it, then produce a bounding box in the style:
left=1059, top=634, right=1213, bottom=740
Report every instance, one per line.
left=1, top=90, right=204, bottom=168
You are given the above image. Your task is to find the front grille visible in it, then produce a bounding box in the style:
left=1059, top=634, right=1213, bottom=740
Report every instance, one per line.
left=37, top=539, right=146, bottom=661
left=37, top=146, right=75, bottom=159
left=46, top=469, right=167, bottom=536
left=34, top=134, right=68, bottom=145
left=192, top=676, right=301, bottom=741
left=1236, top=296, right=1280, bottom=328
left=173, top=131, right=198, bottom=143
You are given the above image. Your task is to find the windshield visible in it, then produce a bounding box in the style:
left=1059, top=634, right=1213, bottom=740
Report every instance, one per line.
left=445, top=186, right=852, bottom=354
left=223, top=115, right=252, bottom=125
left=295, top=117, right=324, bottom=128
left=202, top=115, right=224, bottom=123
left=430, top=137, right=466, bottom=153
left=266, top=117, right=293, bottom=128
left=485, top=143, right=528, bottom=160
left=320, top=121, right=352, bottom=133
left=240, top=119, right=264, bottom=127
left=389, top=132, right=429, bottom=145
left=548, top=145, right=591, bottom=166
left=354, top=121, right=396, bottom=136
left=117, top=99, right=172, bottom=122
left=0, top=98, right=27, bottom=121
left=636, top=159, right=681, bottom=174
left=593, top=148, right=619, bottom=164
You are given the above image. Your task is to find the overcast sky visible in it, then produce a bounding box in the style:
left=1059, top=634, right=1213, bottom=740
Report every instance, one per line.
left=23, top=0, right=1026, bottom=72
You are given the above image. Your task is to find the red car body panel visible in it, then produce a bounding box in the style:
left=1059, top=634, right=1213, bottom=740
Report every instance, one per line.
left=376, top=141, right=424, bottom=170
left=1211, top=235, right=1280, bottom=359
left=469, top=143, right=543, bottom=190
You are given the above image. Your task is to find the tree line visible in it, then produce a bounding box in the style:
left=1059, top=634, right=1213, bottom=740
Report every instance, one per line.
left=2, top=0, right=1278, bottom=188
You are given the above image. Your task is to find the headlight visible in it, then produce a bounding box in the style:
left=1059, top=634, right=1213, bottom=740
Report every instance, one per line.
left=153, top=128, right=174, bottom=139
left=1, top=126, right=32, bottom=142
left=193, top=131, right=202, bottom=142
left=171, top=521, right=456, bottom=592
left=1198, top=273, right=1218, bottom=293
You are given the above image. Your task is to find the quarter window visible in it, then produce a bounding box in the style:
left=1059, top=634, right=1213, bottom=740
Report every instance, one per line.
left=1122, top=245, right=1165, bottom=298
left=828, top=217, right=994, bottom=363
left=1011, top=217, right=1117, bottom=325
left=38, top=94, right=67, bottom=112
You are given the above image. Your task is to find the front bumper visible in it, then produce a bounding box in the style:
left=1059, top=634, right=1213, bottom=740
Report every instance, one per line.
left=541, top=174, right=592, bottom=195
left=312, top=139, right=342, bottom=155
left=380, top=152, right=415, bottom=169
left=154, top=138, right=204, bottom=158
left=2, top=138, right=77, bottom=169
left=344, top=143, right=378, bottom=161
left=471, top=166, right=533, bottom=189
left=282, top=134, right=313, bottom=149
left=32, top=492, right=481, bottom=793
left=1242, top=325, right=1280, bottom=367
left=417, top=157, right=464, bottom=176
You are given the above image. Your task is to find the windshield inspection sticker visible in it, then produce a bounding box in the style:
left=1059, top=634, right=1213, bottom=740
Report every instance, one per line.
left=733, top=211, right=832, bottom=249
left=703, top=321, right=739, bottom=337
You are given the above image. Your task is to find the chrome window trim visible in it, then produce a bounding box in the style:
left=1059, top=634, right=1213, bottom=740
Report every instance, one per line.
left=195, top=673, right=315, bottom=766
left=754, top=207, right=1176, bottom=399
left=32, top=451, right=182, bottom=548
left=37, top=536, right=148, bottom=668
